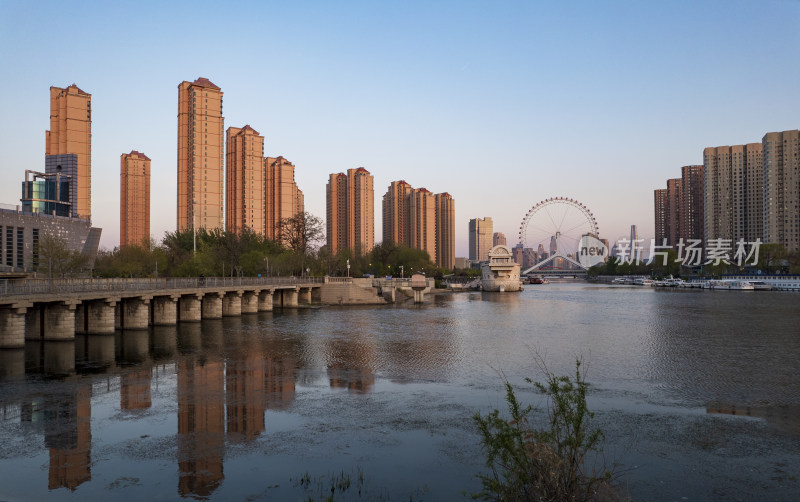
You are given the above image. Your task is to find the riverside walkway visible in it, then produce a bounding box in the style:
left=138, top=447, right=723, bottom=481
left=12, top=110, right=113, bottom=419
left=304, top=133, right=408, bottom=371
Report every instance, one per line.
left=0, top=276, right=322, bottom=348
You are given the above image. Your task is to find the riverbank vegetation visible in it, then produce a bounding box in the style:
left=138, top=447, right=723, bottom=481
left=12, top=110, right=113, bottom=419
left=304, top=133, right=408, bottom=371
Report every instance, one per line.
left=89, top=212, right=445, bottom=279
left=471, top=359, right=622, bottom=501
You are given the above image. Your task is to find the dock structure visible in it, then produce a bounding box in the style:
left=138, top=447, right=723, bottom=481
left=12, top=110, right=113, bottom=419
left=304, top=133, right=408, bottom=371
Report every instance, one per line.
left=0, top=277, right=321, bottom=348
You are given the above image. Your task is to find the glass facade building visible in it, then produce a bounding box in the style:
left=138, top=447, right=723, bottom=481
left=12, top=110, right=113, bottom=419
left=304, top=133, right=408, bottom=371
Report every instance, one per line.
left=21, top=170, right=72, bottom=217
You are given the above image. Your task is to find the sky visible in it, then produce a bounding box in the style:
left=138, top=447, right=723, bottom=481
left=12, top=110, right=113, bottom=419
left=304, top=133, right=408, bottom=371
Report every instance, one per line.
left=1, top=0, right=798, bottom=256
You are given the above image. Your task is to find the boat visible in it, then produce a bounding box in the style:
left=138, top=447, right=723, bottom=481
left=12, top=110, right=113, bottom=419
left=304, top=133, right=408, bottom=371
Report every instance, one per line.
left=633, top=277, right=654, bottom=286
left=527, top=276, right=548, bottom=285
left=481, top=245, right=523, bottom=292
left=707, top=280, right=755, bottom=290
left=748, top=281, right=774, bottom=291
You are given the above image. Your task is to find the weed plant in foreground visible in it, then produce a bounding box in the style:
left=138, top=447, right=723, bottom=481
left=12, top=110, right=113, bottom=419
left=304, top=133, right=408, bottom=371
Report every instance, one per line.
left=471, top=359, right=623, bottom=501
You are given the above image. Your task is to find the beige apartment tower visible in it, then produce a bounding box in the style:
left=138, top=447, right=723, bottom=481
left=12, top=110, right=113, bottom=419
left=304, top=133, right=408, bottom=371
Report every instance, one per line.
left=763, top=130, right=800, bottom=252
left=326, top=168, right=374, bottom=255
left=493, top=232, right=507, bottom=247
left=654, top=188, right=667, bottom=244
left=435, top=193, right=455, bottom=269
left=265, top=156, right=304, bottom=242
left=120, top=151, right=151, bottom=247
left=468, top=217, right=493, bottom=261
left=46, top=84, right=91, bottom=219
left=226, top=125, right=265, bottom=234
left=177, top=78, right=224, bottom=232
left=704, top=145, right=761, bottom=244
left=382, top=181, right=455, bottom=268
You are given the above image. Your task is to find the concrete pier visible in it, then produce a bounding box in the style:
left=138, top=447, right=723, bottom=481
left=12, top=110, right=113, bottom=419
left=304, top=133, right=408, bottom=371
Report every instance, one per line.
left=258, top=290, right=274, bottom=311
left=152, top=296, right=178, bottom=325
left=179, top=294, right=202, bottom=322
left=222, top=291, right=243, bottom=317
left=241, top=291, right=258, bottom=314
left=120, top=297, right=151, bottom=330
left=85, top=300, right=117, bottom=335
left=0, top=303, right=30, bottom=348
left=300, top=287, right=312, bottom=305
left=202, top=293, right=223, bottom=319
left=41, top=302, right=78, bottom=341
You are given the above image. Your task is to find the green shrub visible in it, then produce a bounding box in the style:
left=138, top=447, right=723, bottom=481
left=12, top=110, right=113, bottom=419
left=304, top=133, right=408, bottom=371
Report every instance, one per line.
left=471, top=360, right=618, bottom=501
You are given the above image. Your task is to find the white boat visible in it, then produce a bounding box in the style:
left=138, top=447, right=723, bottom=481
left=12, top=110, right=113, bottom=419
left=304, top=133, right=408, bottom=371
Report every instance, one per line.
left=481, top=245, right=523, bottom=292
left=707, top=280, right=755, bottom=290
left=633, top=277, right=654, bottom=286
left=748, top=281, right=774, bottom=291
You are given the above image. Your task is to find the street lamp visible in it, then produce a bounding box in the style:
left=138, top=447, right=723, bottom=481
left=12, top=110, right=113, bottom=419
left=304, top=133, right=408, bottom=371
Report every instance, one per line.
left=400, top=265, right=404, bottom=279
left=346, top=259, right=350, bottom=278
left=192, top=198, right=197, bottom=257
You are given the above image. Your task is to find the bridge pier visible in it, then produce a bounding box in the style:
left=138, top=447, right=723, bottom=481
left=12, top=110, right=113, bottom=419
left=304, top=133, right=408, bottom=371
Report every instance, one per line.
left=178, top=294, right=202, bottom=322
left=258, top=290, right=274, bottom=311
left=152, top=296, right=178, bottom=325
left=83, top=300, right=118, bottom=335
left=30, top=302, right=78, bottom=341
left=299, top=287, right=312, bottom=305
left=280, top=288, right=299, bottom=308
left=202, top=292, right=223, bottom=319
left=223, top=291, right=243, bottom=316
left=0, top=303, right=30, bottom=348
left=119, top=297, right=150, bottom=330
left=241, top=291, right=258, bottom=314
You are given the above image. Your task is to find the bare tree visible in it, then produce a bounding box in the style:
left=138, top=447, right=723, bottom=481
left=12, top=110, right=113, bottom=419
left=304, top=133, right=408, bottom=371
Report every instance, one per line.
left=278, top=212, right=324, bottom=256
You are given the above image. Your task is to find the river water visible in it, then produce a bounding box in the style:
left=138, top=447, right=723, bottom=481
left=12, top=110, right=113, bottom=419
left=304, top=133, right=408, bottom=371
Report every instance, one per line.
left=1, top=283, right=798, bottom=501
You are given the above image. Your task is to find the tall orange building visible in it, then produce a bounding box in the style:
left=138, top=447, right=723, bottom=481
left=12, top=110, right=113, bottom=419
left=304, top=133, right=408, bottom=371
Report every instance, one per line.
left=435, top=192, right=455, bottom=268
left=46, top=84, right=91, bottom=219
left=120, top=151, right=151, bottom=247
left=326, top=168, right=374, bottom=255
left=177, top=78, right=224, bottom=232
left=265, top=156, right=304, bottom=242
left=382, top=181, right=455, bottom=268
left=225, top=125, right=265, bottom=234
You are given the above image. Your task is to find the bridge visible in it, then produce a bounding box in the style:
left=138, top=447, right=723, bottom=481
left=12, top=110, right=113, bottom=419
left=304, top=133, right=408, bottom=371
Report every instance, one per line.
left=0, top=276, right=323, bottom=349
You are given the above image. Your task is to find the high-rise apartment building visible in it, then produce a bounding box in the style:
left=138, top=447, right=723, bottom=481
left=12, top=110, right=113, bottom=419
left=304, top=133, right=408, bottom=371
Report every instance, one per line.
left=382, top=181, right=455, bottom=268
left=493, top=232, right=507, bottom=247
left=704, top=145, right=761, bottom=243
left=382, top=180, right=414, bottom=245
left=654, top=188, right=668, bottom=244
left=435, top=192, right=455, bottom=269
left=225, top=125, right=265, bottom=234
left=120, top=151, right=151, bottom=247
left=763, top=130, right=800, bottom=252
left=177, top=78, right=224, bottom=232
left=45, top=84, right=91, bottom=219
left=411, top=188, right=437, bottom=262
left=468, top=217, right=493, bottom=261
left=265, top=156, right=304, bottom=242
left=654, top=166, right=704, bottom=247
left=326, top=168, right=374, bottom=255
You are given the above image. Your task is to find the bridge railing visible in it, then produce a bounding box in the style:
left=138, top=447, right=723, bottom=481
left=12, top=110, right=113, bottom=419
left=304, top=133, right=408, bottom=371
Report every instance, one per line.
left=0, top=276, right=323, bottom=297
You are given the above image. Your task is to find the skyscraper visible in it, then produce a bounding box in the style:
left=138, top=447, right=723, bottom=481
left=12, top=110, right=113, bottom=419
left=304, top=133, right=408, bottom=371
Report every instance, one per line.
left=763, top=130, right=800, bottom=252
left=177, top=78, right=224, bottom=232
left=654, top=188, right=668, bottom=244
left=680, top=165, right=705, bottom=242
left=264, top=156, right=304, bottom=243
left=468, top=217, right=493, bottom=261
left=382, top=181, right=455, bottom=268
left=435, top=192, right=455, bottom=269
left=493, top=232, right=507, bottom=247
left=120, top=151, right=151, bottom=247
left=326, top=168, right=374, bottom=255
left=45, top=84, right=91, bottom=219
left=225, top=125, right=265, bottom=234
left=704, top=145, right=761, bottom=243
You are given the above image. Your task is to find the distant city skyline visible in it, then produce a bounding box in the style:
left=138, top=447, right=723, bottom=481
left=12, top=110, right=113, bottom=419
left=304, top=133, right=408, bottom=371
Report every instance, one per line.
left=1, top=2, right=799, bottom=255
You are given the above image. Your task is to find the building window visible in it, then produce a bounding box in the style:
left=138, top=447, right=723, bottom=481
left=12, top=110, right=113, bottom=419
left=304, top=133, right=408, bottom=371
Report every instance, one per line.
left=16, top=227, right=24, bottom=269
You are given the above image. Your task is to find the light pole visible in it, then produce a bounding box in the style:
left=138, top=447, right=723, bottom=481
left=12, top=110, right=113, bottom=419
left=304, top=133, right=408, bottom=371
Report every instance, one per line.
left=400, top=265, right=404, bottom=279
left=346, top=259, right=350, bottom=278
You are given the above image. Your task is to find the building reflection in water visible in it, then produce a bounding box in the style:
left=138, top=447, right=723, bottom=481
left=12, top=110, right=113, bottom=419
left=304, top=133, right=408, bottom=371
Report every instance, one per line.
left=325, top=330, right=376, bottom=393
left=226, top=339, right=266, bottom=441
left=177, top=357, right=225, bottom=497
left=21, top=384, right=92, bottom=490
left=707, top=402, right=800, bottom=436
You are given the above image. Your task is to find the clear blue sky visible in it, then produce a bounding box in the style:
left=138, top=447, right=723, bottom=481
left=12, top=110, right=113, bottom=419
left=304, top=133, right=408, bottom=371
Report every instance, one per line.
left=1, top=0, right=798, bottom=254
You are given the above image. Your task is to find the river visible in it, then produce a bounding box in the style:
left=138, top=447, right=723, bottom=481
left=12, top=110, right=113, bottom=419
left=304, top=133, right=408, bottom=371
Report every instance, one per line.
left=1, top=283, right=798, bottom=500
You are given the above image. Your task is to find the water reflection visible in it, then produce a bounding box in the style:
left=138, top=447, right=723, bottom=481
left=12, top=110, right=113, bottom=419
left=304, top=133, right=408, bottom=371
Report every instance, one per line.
left=25, top=341, right=75, bottom=377
left=707, top=402, right=800, bottom=436
left=0, top=349, right=25, bottom=378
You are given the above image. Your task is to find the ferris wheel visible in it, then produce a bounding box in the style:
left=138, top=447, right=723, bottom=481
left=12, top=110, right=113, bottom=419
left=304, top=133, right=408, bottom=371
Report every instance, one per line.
left=518, top=197, right=599, bottom=262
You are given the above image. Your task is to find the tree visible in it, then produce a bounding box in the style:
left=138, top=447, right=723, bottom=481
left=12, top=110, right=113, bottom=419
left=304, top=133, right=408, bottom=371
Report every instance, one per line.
left=279, top=212, right=324, bottom=256
left=37, top=233, right=88, bottom=277
left=759, top=243, right=787, bottom=273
